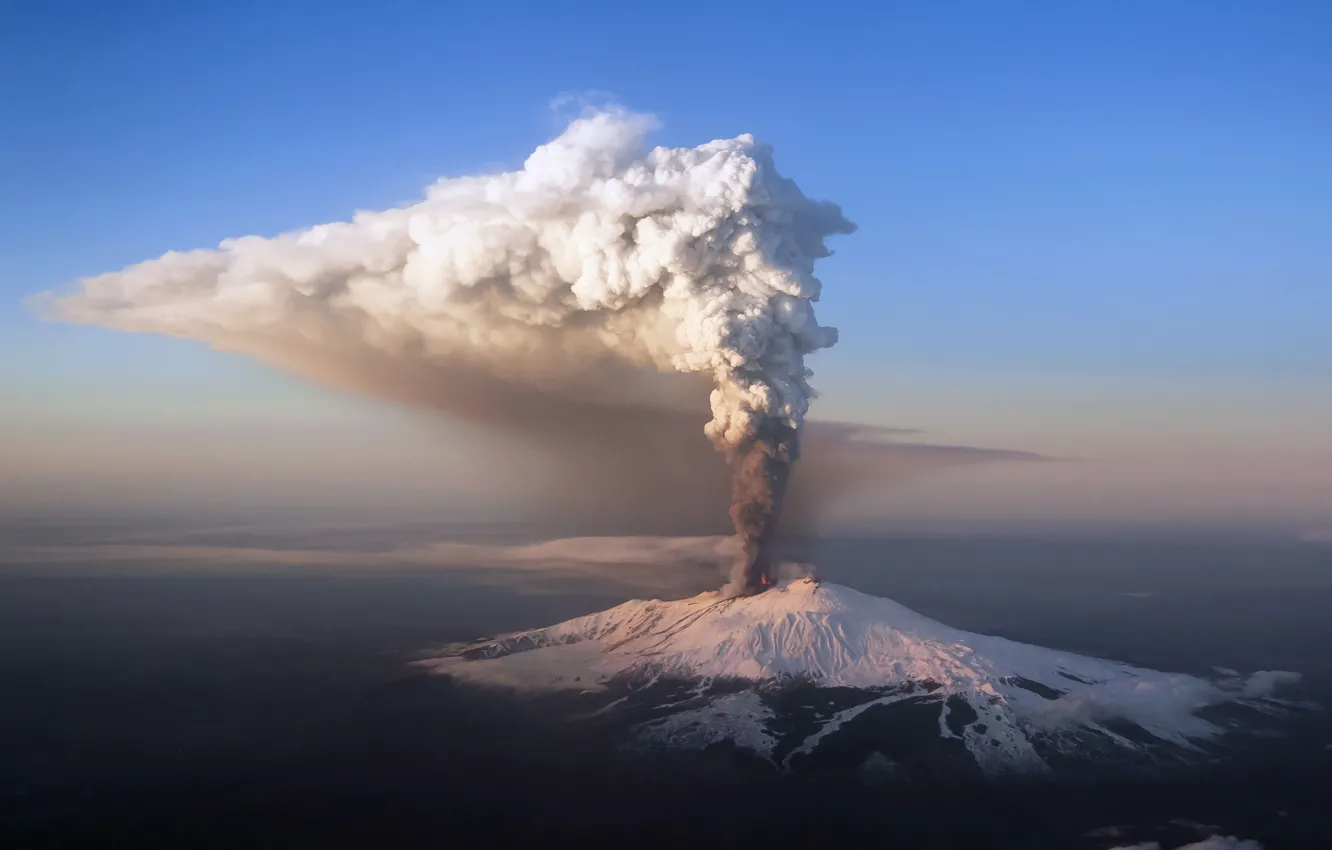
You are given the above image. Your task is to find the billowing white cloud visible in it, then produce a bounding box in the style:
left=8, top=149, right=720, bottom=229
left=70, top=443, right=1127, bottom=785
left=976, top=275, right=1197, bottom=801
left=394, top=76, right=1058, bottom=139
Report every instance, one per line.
left=37, top=106, right=857, bottom=593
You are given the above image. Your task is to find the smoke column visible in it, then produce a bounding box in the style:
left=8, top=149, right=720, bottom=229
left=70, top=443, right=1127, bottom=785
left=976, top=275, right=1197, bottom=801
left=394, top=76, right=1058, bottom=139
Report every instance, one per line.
left=38, top=107, right=855, bottom=595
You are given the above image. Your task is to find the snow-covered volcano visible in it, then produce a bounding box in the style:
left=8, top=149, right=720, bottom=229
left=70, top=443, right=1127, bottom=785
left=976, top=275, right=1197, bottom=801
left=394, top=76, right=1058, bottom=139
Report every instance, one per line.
left=422, top=577, right=1299, bottom=773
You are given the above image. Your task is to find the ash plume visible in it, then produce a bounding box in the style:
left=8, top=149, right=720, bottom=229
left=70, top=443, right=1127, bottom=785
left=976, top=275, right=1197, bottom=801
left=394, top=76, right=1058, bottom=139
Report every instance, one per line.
left=726, top=420, right=798, bottom=592
left=36, top=107, right=854, bottom=594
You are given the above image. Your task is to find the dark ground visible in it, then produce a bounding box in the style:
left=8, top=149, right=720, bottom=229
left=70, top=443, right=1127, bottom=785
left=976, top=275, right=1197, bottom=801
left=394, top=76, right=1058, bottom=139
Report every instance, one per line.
left=2, top=526, right=1331, bottom=848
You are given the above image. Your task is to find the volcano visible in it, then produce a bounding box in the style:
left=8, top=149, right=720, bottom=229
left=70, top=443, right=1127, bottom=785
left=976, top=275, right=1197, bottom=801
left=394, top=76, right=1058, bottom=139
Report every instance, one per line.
left=422, top=577, right=1300, bottom=774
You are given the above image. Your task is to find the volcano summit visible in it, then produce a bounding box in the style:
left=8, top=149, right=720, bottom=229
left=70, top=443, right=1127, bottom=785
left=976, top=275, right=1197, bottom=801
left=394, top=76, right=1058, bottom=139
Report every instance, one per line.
left=424, top=577, right=1300, bottom=775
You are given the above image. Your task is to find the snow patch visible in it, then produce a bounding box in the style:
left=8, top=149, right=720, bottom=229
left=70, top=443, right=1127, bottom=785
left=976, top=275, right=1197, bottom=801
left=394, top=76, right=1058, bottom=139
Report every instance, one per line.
left=636, top=691, right=776, bottom=757
left=781, top=691, right=916, bottom=768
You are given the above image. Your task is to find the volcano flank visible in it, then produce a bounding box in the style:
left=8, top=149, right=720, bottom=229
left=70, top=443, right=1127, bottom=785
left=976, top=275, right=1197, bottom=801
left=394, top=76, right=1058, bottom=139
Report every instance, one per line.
left=425, top=576, right=1301, bottom=775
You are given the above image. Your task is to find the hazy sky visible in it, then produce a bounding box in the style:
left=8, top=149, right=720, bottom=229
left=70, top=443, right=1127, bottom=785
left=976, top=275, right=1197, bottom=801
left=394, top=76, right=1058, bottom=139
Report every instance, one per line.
left=2, top=1, right=1329, bottom=530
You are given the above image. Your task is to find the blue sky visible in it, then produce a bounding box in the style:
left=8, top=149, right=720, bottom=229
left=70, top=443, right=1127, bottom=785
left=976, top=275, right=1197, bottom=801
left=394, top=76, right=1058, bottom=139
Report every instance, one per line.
left=2, top=1, right=1329, bottom=523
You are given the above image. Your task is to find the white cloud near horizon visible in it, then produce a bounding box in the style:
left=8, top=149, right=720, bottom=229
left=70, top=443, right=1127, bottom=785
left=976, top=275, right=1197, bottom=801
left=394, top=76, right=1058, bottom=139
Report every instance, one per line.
left=1109, top=836, right=1263, bottom=850
left=0, top=533, right=740, bottom=596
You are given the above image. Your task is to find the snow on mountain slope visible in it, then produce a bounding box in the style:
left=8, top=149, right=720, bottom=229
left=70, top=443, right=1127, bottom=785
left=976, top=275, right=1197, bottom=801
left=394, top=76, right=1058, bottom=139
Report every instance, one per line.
left=422, top=577, right=1299, bottom=771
